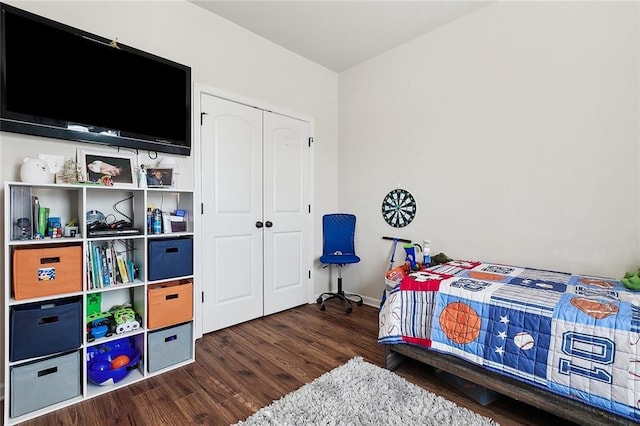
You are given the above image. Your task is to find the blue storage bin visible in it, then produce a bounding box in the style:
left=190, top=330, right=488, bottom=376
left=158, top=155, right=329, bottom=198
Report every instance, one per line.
left=10, top=296, right=82, bottom=362
left=148, top=238, right=193, bottom=281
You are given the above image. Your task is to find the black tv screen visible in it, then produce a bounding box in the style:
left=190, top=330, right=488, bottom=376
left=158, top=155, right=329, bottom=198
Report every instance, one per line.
left=0, top=3, right=192, bottom=156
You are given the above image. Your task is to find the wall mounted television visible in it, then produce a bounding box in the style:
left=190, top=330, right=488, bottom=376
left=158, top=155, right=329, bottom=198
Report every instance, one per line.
left=0, top=3, right=192, bottom=156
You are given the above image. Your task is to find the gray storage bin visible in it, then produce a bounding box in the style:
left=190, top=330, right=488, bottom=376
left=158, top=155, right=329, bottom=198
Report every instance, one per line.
left=10, top=350, right=81, bottom=418
left=147, top=322, right=192, bottom=373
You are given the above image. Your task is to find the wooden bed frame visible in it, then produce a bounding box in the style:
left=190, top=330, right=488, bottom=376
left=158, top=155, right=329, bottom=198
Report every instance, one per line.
left=385, top=343, right=635, bottom=426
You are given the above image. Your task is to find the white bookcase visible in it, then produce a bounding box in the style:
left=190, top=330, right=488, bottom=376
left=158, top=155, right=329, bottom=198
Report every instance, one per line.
left=3, top=182, right=195, bottom=425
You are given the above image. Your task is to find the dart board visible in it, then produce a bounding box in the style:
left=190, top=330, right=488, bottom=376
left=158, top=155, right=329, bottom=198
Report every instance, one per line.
left=381, top=189, right=416, bottom=228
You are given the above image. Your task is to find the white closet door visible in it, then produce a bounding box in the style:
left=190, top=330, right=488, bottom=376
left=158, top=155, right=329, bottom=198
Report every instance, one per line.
left=262, top=111, right=311, bottom=315
left=200, top=93, right=263, bottom=333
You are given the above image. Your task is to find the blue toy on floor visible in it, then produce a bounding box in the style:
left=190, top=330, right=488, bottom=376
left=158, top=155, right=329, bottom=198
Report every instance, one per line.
left=87, top=337, right=140, bottom=386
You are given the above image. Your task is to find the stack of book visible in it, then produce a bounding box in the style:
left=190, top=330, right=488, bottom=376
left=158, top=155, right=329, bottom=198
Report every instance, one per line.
left=86, top=241, right=136, bottom=289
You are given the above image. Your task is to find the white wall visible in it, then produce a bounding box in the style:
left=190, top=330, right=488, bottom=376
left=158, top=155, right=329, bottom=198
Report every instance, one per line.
left=339, top=1, right=640, bottom=303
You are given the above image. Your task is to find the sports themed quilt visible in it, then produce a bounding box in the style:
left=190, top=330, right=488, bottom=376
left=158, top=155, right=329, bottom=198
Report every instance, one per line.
left=378, top=260, right=640, bottom=421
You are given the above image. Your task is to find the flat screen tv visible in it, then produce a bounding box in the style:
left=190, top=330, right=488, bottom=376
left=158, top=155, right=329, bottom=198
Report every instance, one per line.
left=0, top=3, right=192, bottom=156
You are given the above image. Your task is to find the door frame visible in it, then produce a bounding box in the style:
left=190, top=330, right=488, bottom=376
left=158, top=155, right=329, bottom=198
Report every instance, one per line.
left=192, top=83, right=315, bottom=339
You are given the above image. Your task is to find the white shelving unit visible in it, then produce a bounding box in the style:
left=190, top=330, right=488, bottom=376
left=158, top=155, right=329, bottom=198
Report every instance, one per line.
left=3, top=182, right=195, bottom=425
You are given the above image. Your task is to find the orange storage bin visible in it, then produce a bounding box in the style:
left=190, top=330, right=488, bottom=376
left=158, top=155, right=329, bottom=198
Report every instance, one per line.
left=147, top=279, right=193, bottom=329
left=13, top=245, right=83, bottom=300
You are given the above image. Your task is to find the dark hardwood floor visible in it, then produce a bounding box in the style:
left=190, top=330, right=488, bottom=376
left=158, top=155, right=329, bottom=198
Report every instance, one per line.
left=16, top=302, right=578, bottom=425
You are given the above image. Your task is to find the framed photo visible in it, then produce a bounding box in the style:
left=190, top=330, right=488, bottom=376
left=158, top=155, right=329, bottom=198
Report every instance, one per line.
left=77, top=149, right=137, bottom=186
left=146, top=168, right=173, bottom=187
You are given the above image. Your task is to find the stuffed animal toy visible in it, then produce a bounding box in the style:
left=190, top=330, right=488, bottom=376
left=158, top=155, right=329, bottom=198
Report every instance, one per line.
left=430, top=252, right=453, bottom=266
left=621, top=270, right=640, bottom=290
left=19, top=157, right=53, bottom=183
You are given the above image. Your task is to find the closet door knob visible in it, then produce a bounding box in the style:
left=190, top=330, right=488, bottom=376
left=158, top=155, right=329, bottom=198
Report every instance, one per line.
left=255, top=221, right=264, bottom=228
left=265, top=221, right=273, bottom=228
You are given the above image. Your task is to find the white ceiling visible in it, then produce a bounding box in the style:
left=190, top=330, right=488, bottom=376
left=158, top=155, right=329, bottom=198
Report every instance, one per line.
left=190, top=1, right=492, bottom=72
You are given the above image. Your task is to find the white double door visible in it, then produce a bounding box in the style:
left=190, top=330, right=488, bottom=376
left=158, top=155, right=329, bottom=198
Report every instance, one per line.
left=200, top=93, right=312, bottom=333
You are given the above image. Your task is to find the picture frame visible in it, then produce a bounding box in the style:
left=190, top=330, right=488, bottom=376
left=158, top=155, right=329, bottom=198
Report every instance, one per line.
left=145, top=167, right=173, bottom=187
left=77, top=149, right=137, bottom=187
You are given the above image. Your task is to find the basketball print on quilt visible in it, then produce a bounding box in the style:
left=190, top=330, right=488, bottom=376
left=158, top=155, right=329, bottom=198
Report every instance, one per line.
left=438, top=302, right=481, bottom=345
left=430, top=276, right=502, bottom=365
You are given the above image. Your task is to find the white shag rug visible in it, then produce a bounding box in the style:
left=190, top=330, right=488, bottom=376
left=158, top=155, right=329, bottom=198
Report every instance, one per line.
left=235, top=357, right=499, bottom=425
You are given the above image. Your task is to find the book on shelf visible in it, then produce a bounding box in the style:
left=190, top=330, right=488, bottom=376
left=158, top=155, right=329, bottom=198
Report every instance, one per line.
left=37, top=206, right=49, bottom=237
left=93, top=244, right=104, bottom=288
left=87, top=241, right=138, bottom=288
left=86, top=243, right=93, bottom=290
left=32, top=196, right=39, bottom=239
left=116, top=254, right=130, bottom=283
left=108, top=243, right=120, bottom=284
left=100, top=246, right=109, bottom=287
left=87, top=241, right=101, bottom=289
left=105, top=245, right=115, bottom=286
left=126, top=259, right=135, bottom=282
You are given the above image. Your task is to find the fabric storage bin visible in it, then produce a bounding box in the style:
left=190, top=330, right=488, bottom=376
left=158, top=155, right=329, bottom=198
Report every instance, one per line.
left=13, top=245, right=82, bottom=299
left=10, top=350, right=81, bottom=418
left=148, top=279, right=193, bottom=329
left=148, top=238, right=193, bottom=281
left=10, top=296, right=82, bottom=362
left=147, top=322, right=192, bottom=373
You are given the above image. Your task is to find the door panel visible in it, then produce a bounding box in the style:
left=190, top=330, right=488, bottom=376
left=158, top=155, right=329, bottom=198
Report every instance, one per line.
left=263, top=112, right=311, bottom=315
left=272, top=128, right=302, bottom=212
left=201, top=94, right=263, bottom=333
left=214, top=235, right=255, bottom=301
left=272, top=231, right=301, bottom=290
left=215, top=117, right=255, bottom=213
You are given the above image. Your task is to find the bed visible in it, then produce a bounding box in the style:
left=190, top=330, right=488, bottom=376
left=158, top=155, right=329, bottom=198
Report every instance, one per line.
left=378, top=260, right=640, bottom=425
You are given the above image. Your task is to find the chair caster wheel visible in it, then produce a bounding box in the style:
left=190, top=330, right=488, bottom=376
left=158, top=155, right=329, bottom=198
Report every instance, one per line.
left=320, top=304, right=326, bottom=311
left=346, top=306, right=352, bottom=314
left=316, top=297, right=323, bottom=304
left=357, top=300, right=363, bottom=307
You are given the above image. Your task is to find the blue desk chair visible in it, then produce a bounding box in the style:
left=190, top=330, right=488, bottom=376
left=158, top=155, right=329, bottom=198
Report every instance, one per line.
left=317, top=213, right=363, bottom=314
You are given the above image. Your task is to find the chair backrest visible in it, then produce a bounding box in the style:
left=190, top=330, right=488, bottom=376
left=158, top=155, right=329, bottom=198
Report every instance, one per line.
left=322, top=214, right=357, bottom=256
